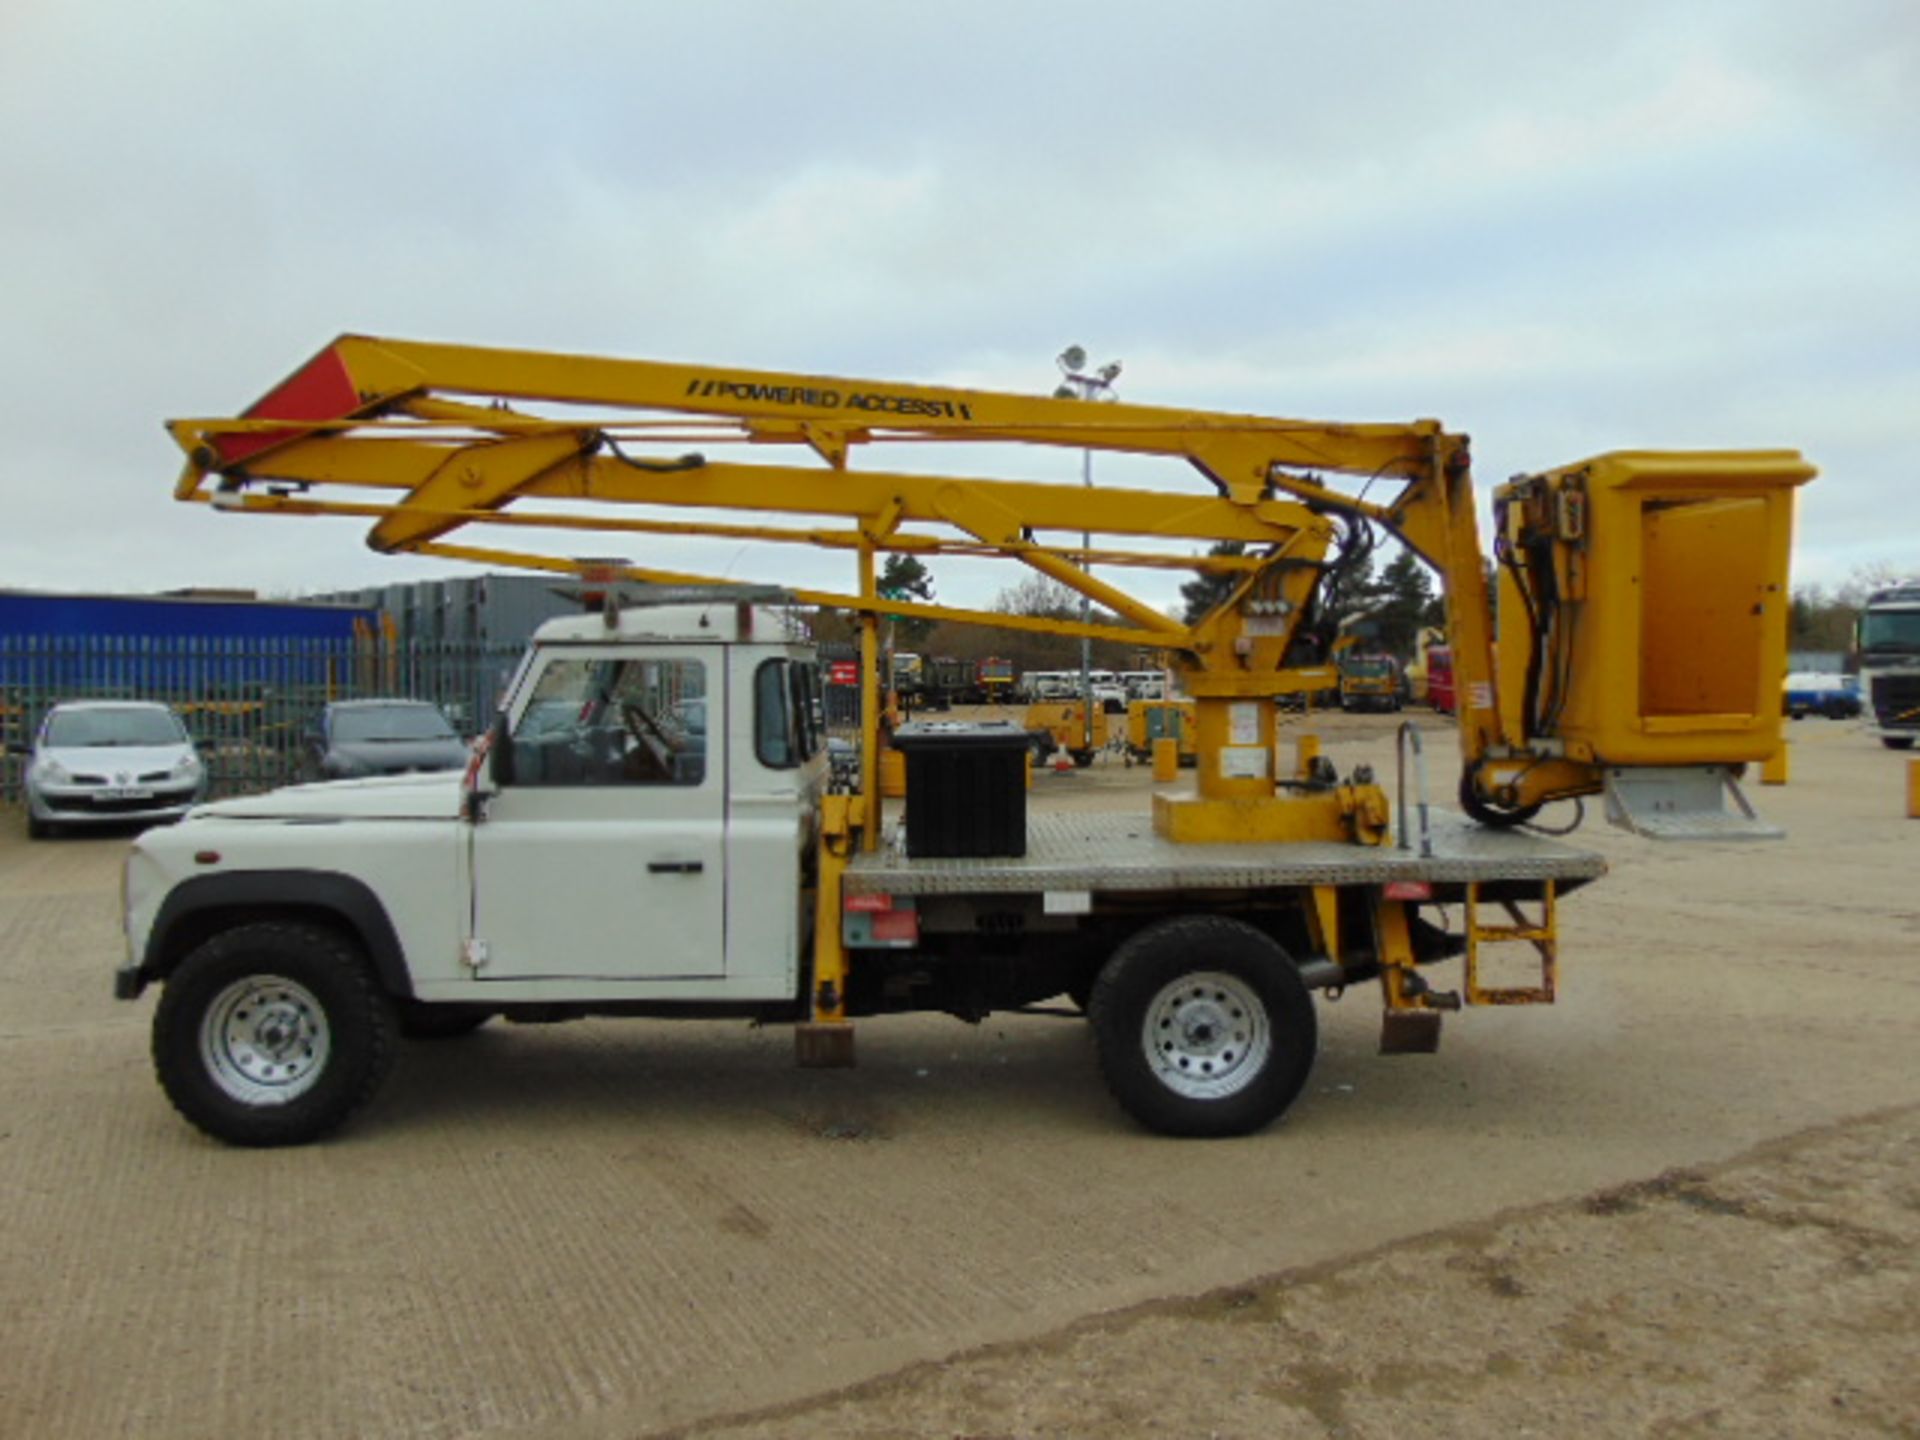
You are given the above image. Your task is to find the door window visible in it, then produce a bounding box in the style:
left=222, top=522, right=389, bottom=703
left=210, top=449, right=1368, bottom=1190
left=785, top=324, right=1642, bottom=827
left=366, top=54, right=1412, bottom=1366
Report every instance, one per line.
left=511, top=656, right=707, bottom=786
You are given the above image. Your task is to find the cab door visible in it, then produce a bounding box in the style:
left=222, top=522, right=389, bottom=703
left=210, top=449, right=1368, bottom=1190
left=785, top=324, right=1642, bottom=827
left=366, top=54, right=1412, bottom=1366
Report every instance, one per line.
left=469, top=646, right=725, bottom=982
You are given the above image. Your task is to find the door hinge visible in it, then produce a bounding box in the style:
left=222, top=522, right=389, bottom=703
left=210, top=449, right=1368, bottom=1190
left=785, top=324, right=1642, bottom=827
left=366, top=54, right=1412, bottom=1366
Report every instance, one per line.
left=462, top=938, right=490, bottom=972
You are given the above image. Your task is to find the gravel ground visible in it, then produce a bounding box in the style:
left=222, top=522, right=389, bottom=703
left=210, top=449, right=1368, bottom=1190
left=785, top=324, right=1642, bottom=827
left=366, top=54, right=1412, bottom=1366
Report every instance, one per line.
left=676, top=1105, right=1920, bottom=1439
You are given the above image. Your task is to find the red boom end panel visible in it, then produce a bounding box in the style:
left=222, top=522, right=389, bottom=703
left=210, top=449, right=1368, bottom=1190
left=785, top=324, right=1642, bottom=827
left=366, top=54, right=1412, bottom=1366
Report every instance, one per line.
left=212, top=344, right=363, bottom=467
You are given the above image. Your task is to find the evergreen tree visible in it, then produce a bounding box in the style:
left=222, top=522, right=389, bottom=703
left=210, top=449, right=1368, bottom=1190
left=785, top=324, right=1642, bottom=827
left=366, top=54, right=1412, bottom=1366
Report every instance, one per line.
left=879, top=554, right=937, bottom=647
left=1371, top=548, right=1437, bottom=660
left=1179, top=541, right=1246, bottom=624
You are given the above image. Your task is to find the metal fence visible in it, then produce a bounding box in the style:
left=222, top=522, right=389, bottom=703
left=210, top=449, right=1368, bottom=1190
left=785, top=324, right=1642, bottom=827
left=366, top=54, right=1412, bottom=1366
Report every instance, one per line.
left=2, top=633, right=524, bottom=805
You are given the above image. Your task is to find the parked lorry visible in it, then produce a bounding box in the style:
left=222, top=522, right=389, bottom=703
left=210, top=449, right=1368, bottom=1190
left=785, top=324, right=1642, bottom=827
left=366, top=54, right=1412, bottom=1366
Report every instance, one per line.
left=123, top=335, right=1813, bottom=1146
left=1338, top=653, right=1403, bottom=713
left=1781, top=671, right=1862, bottom=720
left=1858, top=580, right=1920, bottom=748
left=974, top=656, right=1016, bottom=704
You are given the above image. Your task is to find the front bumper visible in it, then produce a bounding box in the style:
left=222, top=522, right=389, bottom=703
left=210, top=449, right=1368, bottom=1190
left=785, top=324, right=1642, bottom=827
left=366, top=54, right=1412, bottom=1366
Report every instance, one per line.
left=29, top=783, right=202, bottom=826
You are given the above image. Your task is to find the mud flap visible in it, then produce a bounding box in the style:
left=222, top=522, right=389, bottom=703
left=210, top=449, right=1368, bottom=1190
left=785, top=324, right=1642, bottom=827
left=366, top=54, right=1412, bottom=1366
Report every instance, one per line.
left=1379, top=1009, right=1443, bottom=1055
left=795, top=1022, right=856, bottom=1068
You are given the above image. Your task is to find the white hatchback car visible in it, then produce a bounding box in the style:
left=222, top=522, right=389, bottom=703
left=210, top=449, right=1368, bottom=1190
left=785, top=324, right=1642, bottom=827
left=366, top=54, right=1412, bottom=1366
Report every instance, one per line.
left=24, top=701, right=207, bottom=838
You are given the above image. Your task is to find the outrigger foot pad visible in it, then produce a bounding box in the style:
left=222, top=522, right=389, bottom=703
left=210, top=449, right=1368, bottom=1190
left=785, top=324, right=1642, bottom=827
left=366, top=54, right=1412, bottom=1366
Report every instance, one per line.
left=796, top=1022, right=857, bottom=1068
left=1379, top=1009, right=1443, bottom=1055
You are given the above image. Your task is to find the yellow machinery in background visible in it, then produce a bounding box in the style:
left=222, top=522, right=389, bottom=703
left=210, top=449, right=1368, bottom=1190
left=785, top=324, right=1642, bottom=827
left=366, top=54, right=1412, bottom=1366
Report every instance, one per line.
left=164, top=334, right=1812, bottom=847
left=1125, top=698, right=1196, bottom=767
left=1022, top=699, right=1114, bottom=768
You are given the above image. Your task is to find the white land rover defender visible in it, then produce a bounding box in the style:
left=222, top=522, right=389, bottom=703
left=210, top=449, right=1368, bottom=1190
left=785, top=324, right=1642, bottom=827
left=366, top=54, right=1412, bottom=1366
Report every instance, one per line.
left=120, top=597, right=830, bottom=1146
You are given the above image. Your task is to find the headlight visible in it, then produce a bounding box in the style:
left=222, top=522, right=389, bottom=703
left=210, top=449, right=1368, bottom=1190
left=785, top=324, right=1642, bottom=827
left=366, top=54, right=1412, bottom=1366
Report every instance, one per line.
left=172, top=753, right=203, bottom=779
left=32, top=757, right=71, bottom=785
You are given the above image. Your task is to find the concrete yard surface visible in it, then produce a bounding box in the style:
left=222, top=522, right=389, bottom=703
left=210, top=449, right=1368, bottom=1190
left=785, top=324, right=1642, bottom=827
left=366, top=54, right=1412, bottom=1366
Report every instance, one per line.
left=0, top=713, right=1916, bottom=1437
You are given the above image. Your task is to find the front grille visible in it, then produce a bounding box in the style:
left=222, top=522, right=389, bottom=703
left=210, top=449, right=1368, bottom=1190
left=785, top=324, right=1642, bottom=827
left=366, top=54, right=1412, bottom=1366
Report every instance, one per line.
left=65, top=787, right=197, bottom=815
left=1871, top=673, right=1920, bottom=729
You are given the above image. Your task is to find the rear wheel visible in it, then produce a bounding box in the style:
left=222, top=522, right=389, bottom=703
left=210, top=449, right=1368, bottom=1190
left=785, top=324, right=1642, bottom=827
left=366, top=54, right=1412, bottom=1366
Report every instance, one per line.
left=1088, top=916, right=1316, bottom=1138
left=152, top=922, right=397, bottom=1147
left=1883, top=736, right=1916, bottom=750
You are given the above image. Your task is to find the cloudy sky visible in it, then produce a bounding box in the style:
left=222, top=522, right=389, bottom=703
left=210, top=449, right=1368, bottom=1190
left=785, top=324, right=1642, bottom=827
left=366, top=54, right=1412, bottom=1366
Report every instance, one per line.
left=2, top=0, right=1913, bottom=615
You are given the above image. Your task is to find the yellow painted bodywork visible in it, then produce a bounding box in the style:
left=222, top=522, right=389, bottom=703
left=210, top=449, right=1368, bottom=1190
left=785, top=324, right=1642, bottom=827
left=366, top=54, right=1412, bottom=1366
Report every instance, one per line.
left=1151, top=781, right=1389, bottom=846
left=1463, top=883, right=1558, bottom=1006
left=810, top=794, right=858, bottom=1021
left=1489, top=452, right=1811, bottom=784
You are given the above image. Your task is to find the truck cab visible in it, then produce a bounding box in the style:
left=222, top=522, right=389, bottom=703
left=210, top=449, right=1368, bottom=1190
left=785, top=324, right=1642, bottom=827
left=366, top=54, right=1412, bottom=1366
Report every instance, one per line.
left=1338, top=654, right=1403, bottom=713
left=119, top=600, right=829, bottom=1144
left=1859, top=581, right=1920, bottom=749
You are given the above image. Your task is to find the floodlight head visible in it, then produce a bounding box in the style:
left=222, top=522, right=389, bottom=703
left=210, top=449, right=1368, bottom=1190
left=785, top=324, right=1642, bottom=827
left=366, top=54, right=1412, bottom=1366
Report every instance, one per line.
left=1053, top=384, right=1077, bottom=400
left=1097, top=361, right=1123, bottom=384
left=1057, top=344, right=1087, bottom=373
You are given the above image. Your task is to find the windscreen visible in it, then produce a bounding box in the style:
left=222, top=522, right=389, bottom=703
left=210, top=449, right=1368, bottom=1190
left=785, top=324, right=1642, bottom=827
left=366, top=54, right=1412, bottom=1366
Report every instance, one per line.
left=44, top=708, right=187, bottom=748
left=1861, top=609, right=1920, bottom=653
left=332, top=705, right=457, bottom=743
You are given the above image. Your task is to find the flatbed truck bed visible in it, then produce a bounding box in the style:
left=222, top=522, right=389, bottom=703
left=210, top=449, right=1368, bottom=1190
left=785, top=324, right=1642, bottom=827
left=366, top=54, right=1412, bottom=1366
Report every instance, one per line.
left=845, top=809, right=1606, bottom=897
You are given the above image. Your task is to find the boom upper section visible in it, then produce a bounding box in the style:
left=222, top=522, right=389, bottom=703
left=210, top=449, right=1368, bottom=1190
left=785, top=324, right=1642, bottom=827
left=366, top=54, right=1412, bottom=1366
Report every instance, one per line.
left=165, top=335, right=1814, bottom=836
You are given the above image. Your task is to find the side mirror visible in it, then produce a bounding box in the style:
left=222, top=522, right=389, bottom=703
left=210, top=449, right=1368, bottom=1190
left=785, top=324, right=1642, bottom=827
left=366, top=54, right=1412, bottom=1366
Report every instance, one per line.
left=489, top=711, right=517, bottom=787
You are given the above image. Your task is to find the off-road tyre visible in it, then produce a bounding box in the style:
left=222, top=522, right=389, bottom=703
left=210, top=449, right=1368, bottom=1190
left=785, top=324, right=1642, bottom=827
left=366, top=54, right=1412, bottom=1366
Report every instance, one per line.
left=396, top=1001, right=494, bottom=1040
left=152, top=921, right=397, bottom=1147
left=1088, top=915, right=1317, bottom=1138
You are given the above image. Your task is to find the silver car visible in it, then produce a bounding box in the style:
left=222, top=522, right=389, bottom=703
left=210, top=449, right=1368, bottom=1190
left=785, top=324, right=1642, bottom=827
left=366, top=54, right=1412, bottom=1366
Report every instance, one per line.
left=24, top=701, right=207, bottom=838
left=301, top=699, right=470, bottom=782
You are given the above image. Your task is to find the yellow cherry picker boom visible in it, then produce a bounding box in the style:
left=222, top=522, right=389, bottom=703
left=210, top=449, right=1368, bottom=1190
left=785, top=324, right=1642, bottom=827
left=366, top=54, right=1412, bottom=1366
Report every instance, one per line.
left=125, top=335, right=1814, bottom=1144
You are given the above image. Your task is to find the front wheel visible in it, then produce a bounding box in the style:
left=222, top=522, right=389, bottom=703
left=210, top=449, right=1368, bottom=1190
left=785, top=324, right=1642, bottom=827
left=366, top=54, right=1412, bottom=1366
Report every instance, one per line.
left=1088, top=916, right=1317, bottom=1138
left=152, top=922, right=397, bottom=1147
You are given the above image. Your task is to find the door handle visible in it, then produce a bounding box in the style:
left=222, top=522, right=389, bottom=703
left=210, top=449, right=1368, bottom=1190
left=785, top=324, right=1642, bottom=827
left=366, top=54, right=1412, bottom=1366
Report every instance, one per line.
left=647, top=860, right=704, bottom=875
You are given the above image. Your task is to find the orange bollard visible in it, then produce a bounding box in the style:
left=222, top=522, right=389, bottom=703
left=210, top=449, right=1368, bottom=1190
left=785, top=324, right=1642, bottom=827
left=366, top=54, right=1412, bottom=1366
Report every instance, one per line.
left=1152, top=737, right=1179, bottom=782
left=1908, top=758, right=1919, bottom=819
left=1760, top=743, right=1789, bottom=786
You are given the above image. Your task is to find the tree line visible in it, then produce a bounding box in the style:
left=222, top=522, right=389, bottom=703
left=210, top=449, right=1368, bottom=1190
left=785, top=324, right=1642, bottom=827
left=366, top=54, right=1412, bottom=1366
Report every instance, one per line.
left=808, top=552, right=1905, bottom=674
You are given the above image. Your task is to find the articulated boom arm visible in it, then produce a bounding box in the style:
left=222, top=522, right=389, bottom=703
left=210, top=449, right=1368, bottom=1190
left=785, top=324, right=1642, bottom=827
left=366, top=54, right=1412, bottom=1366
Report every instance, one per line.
left=167, top=335, right=1812, bottom=840
left=166, top=334, right=1460, bottom=685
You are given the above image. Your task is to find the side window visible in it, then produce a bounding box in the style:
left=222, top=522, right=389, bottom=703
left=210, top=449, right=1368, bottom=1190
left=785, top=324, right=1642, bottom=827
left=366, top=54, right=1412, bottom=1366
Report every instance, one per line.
left=755, top=661, right=793, bottom=767
left=755, top=659, right=826, bottom=768
left=511, top=656, right=707, bottom=786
